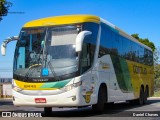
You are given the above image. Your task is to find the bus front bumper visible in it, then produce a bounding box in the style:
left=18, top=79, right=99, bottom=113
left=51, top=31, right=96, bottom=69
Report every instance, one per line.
left=12, top=87, right=92, bottom=107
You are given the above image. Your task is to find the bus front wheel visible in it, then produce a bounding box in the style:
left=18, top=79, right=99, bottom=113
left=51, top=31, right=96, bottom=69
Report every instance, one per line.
left=92, top=86, right=107, bottom=113
left=44, top=107, right=52, bottom=116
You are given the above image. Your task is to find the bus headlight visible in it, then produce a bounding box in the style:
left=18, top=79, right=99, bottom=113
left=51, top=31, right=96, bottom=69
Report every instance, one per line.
left=13, top=86, right=23, bottom=92
left=61, top=81, right=82, bottom=92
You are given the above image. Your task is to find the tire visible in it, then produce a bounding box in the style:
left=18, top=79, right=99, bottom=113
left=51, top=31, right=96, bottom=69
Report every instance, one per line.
left=104, top=102, right=114, bottom=109
left=44, top=107, right=52, bottom=116
left=135, top=87, right=144, bottom=105
left=92, top=86, right=107, bottom=113
left=128, top=99, right=136, bottom=105
left=144, top=87, right=149, bottom=104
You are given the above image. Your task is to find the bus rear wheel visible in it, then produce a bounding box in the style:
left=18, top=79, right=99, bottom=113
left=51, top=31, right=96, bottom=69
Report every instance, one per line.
left=144, top=86, right=149, bottom=104
left=135, top=87, right=144, bottom=105
left=129, top=87, right=144, bottom=105
left=92, top=86, right=107, bottom=113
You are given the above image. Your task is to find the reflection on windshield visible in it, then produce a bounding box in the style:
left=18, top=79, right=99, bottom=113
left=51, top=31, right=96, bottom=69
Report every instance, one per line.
left=15, top=28, right=45, bottom=68
left=13, top=25, right=79, bottom=80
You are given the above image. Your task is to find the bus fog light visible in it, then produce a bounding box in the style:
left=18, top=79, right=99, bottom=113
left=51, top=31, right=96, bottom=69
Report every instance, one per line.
left=13, top=96, right=15, bottom=101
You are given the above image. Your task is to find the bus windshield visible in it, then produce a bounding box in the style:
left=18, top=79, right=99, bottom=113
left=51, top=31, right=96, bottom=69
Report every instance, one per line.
left=13, top=25, right=79, bottom=81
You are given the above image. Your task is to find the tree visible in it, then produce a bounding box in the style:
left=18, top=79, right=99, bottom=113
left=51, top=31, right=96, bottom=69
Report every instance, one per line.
left=154, top=64, right=160, bottom=90
left=154, top=47, right=160, bottom=65
left=153, top=47, right=160, bottom=90
left=0, top=0, right=12, bottom=21
left=131, top=33, right=139, bottom=40
left=131, top=33, right=155, bottom=52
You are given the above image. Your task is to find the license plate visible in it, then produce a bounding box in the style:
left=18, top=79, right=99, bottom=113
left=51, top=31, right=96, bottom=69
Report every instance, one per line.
left=35, top=98, right=46, bottom=103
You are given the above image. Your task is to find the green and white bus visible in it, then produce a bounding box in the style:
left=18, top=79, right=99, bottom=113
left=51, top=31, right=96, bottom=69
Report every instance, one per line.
left=1, top=15, right=154, bottom=113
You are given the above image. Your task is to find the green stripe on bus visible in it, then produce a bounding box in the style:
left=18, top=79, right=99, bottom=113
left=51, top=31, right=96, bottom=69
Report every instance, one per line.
left=111, top=55, right=133, bottom=92
left=119, top=58, right=133, bottom=92
left=40, top=79, right=71, bottom=89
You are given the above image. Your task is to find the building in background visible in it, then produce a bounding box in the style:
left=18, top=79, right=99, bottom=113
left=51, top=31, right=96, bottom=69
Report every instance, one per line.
left=0, top=78, right=12, bottom=98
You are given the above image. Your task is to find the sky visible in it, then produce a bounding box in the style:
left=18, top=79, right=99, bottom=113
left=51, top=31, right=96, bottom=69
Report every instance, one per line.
left=0, top=0, right=160, bottom=77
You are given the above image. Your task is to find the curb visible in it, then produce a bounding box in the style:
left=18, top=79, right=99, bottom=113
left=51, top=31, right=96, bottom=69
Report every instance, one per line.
left=148, top=97, right=160, bottom=99
left=0, top=98, right=12, bottom=100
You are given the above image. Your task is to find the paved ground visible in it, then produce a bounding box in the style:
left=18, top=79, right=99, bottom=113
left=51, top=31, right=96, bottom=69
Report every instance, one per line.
left=0, top=97, right=160, bottom=120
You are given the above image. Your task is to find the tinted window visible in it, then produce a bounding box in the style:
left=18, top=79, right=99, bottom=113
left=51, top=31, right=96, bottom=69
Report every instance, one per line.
left=99, top=23, right=113, bottom=57
left=80, top=22, right=99, bottom=73
left=139, top=46, right=144, bottom=64
left=99, top=22, right=153, bottom=66
left=112, top=33, right=119, bottom=55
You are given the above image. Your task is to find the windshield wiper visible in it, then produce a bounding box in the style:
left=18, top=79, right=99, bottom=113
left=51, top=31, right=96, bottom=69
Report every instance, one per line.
left=48, top=61, right=60, bottom=81
left=24, top=65, right=41, bottom=81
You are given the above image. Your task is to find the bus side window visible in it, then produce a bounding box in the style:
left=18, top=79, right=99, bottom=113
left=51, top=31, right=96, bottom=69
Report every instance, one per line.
left=80, top=43, right=95, bottom=74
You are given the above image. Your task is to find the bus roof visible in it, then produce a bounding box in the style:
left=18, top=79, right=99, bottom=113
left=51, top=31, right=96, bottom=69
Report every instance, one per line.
left=23, top=14, right=152, bottom=51
left=23, top=14, right=100, bottom=28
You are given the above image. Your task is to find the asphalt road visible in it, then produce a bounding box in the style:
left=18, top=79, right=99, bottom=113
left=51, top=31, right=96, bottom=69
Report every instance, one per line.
left=0, top=97, right=160, bottom=120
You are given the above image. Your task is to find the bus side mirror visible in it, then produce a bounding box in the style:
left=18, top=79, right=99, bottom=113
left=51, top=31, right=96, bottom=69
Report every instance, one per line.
left=1, top=43, right=6, bottom=56
left=1, top=36, right=19, bottom=56
left=76, top=31, right=92, bottom=52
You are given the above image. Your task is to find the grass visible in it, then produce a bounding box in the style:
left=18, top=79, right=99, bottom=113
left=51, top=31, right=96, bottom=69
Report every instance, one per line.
left=153, top=90, right=160, bottom=97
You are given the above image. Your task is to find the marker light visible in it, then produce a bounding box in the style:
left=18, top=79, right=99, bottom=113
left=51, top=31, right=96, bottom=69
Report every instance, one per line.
left=13, top=86, right=23, bottom=92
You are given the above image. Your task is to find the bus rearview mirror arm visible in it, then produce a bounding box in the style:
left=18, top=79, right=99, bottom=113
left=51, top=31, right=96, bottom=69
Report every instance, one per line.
left=76, top=31, right=92, bottom=52
left=1, top=36, right=19, bottom=56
